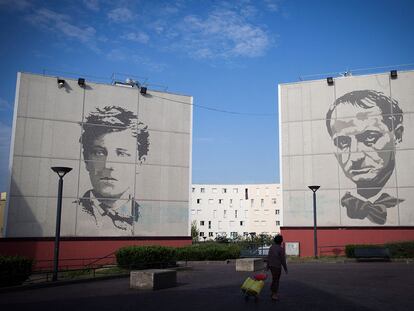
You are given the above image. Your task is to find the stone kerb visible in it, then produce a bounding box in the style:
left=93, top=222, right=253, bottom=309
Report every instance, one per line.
left=235, top=258, right=265, bottom=272
left=130, top=269, right=177, bottom=290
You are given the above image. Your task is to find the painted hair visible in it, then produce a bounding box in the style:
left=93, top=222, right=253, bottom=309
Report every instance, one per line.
left=326, top=90, right=403, bottom=137
left=81, top=106, right=149, bottom=161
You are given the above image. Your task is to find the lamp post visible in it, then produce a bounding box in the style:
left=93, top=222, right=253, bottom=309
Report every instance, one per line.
left=51, top=166, right=72, bottom=282
left=308, top=185, right=320, bottom=258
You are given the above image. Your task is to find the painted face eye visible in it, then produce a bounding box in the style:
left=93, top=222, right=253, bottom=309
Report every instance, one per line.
left=357, top=131, right=382, bottom=147
left=334, top=136, right=351, bottom=150
left=116, top=149, right=131, bottom=157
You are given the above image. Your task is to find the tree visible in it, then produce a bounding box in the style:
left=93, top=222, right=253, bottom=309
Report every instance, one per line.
left=191, top=221, right=199, bottom=242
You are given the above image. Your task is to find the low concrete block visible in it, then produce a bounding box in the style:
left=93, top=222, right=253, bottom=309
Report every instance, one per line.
left=236, top=258, right=265, bottom=272
left=130, top=269, right=177, bottom=290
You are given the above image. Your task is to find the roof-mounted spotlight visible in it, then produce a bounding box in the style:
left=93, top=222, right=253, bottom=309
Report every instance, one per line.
left=390, top=70, right=398, bottom=79
left=78, top=78, right=85, bottom=87
left=57, top=78, right=65, bottom=88
left=140, top=87, right=147, bottom=95
left=326, top=77, right=334, bottom=86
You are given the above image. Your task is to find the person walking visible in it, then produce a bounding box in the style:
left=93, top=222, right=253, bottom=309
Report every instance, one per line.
left=266, top=235, right=288, bottom=301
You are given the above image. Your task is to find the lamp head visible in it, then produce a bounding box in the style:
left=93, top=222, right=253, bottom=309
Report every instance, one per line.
left=78, top=78, right=85, bottom=87
left=57, top=78, right=65, bottom=88
left=308, top=185, right=320, bottom=192
left=51, top=166, right=72, bottom=178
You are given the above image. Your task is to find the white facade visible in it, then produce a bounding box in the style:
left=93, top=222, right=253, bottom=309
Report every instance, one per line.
left=190, top=184, right=282, bottom=240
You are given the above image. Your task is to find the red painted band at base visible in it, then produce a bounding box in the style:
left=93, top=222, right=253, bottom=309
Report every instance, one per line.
left=280, top=227, right=414, bottom=257
left=0, top=236, right=192, bottom=269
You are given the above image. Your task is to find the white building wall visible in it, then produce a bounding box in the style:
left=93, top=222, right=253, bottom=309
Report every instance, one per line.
left=190, top=184, right=282, bottom=240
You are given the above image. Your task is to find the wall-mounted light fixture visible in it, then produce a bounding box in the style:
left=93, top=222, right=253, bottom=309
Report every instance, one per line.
left=57, top=78, right=65, bottom=88
left=390, top=70, right=398, bottom=79
left=78, top=78, right=85, bottom=87
left=326, top=77, right=334, bottom=86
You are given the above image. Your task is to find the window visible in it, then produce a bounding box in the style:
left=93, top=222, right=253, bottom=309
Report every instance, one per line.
left=235, top=210, right=238, bottom=218
left=191, top=209, right=195, bottom=215
left=240, top=221, right=244, bottom=226
left=245, top=188, right=249, bottom=199
left=200, top=221, right=204, bottom=226
left=218, top=221, right=223, bottom=229
left=212, top=188, right=217, bottom=193
left=199, top=232, right=204, bottom=237
left=261, top=220, right=266, bottom=226
left=208, top=221, right=211, bottom=229
left=222, top=188, right=227, bottom=193
left=230, top=231, right=237, bottom=238
left=218, top=199, right=223, bottom=204
left=223, top=210, right=227, bottom=218
left=261, top=199, right=264, bottom=207
left=240, top=199, right=243, bottom=207
left=208, top=199, right=214, bottom=204
left=264, top=209, right=269, bottom=215
left=276, top=220, right=280, bottom=226
left=213, top=210, right=217, bottom=218
left=244, top=210, right=248, bottom=217
left=209, top=232, right=213, bottom=237
left=250, top=199, right=254, bottom=208
left=275, top=209, right=280, bottom=215
left=254, top=209, right=260, bottom=215
left=233, top=188, right=238, bottom=194
left=229, top=221, right=235, bottom=227
left=229, top=199, right=233, bottom=207
left=272, top=198, right=277, bottom=204
left=192, top=187, right=195, bottom=193
left=201, top=188, right=205, bottom=193
left=197, top=209, right=201, bottom=214
left=265, top=188, right=269, bottom=196
left=256, top=188, right=260, bottom=196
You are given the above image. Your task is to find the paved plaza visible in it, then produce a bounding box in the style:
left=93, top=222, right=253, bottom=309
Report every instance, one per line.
left=1, top=261, right=413, bottom=311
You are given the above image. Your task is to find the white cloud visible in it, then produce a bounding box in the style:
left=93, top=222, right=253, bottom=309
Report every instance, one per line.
left=177, top=8, right=270, bottom=59
left=83, top=0, right=99, bottom=11
left=26, top=8, right=99, bottom=51
left=264, top=0, right=280, bottom=12
left=0, top=98, right=9, bottom=110
left=107, top=7, right=135, bottom=23
left=121, top=32, right=149, bottom=44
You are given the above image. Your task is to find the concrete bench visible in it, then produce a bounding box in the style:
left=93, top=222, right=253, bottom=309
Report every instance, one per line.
left=130, top=269, right=177, bottom=290
left=354, top=247, right=391, bottom=261
left=236, top=258, right=265, bottom=272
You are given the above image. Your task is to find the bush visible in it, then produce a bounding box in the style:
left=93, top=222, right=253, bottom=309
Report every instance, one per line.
left=176, top=243, right=241, bottom=261
left=345, top=241, right=414, bottom=258
left=384, top=241, right=414, bottom=258
left=0, top=255, right=33, bottom=287
left=115, top=246, right=177, bottom=269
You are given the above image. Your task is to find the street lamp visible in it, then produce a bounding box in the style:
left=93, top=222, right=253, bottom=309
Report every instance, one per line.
left=51, top=166, right=72, bottom=281
left=308, top=185, right=320, bottom=258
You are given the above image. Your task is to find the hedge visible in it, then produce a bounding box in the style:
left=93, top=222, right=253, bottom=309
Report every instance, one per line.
left=116, top=246, right=177, bottom=269
left=0, top=255, right=34, bottom=287
left=176, top=243, right=241, bottom=261
left=345, top=241, right=414, bottom=258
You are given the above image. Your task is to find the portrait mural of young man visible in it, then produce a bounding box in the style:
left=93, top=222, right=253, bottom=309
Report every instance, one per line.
left=75, top=106, right=150, bottom=235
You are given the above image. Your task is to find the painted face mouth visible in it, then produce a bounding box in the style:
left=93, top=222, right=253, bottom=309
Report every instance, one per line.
left=100, top=177, right=117, bottom=181
left=349, top=167, right=374, bottom=176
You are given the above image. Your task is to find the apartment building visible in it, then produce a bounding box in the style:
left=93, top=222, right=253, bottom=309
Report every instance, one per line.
left=190, top=184, right=282, bottom=240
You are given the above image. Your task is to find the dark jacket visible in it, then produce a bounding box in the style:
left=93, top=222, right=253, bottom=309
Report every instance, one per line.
left=267, top=244, right=288, bottom=272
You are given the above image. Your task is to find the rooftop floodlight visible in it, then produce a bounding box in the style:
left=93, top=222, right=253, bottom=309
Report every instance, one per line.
left=78, top=78, right=85, bottom=87
left=390, top=70, right=398, bottom=79
left=326, top=77, right=334, bottom=86
left=57, top=78, right=65, bottom=88
left=308, top=185, right=320, bottom=193
left=140, top=86, right=147, bottom=95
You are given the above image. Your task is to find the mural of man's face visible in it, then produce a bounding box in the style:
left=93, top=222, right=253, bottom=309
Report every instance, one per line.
left=85, top=129, right=136, bottom=199
left=329, top=103, right=398, bottom=188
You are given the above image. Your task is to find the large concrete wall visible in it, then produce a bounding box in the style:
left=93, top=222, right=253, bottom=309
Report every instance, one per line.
left=280, top=70, right=414, bottom=227
left=5, top=73, right=192, bottom=237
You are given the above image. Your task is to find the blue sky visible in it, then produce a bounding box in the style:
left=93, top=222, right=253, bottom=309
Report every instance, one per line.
left=0, top=0, right=414, bottom=192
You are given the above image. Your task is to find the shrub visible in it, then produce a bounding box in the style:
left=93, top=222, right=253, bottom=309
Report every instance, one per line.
left=345, top=241, right=414, bottom=258
left=0, top=255, right=33, bottom=287
left=115, top=246, right=177, bottom=269
left=384, top=241, right=414, bottom=258
left=176, top=243, right=241, bottom=261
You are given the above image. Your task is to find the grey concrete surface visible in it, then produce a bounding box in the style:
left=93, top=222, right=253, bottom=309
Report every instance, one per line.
left=1, top=262, right=413, bottom=311
left=235, top=258, right=265, bottom=271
